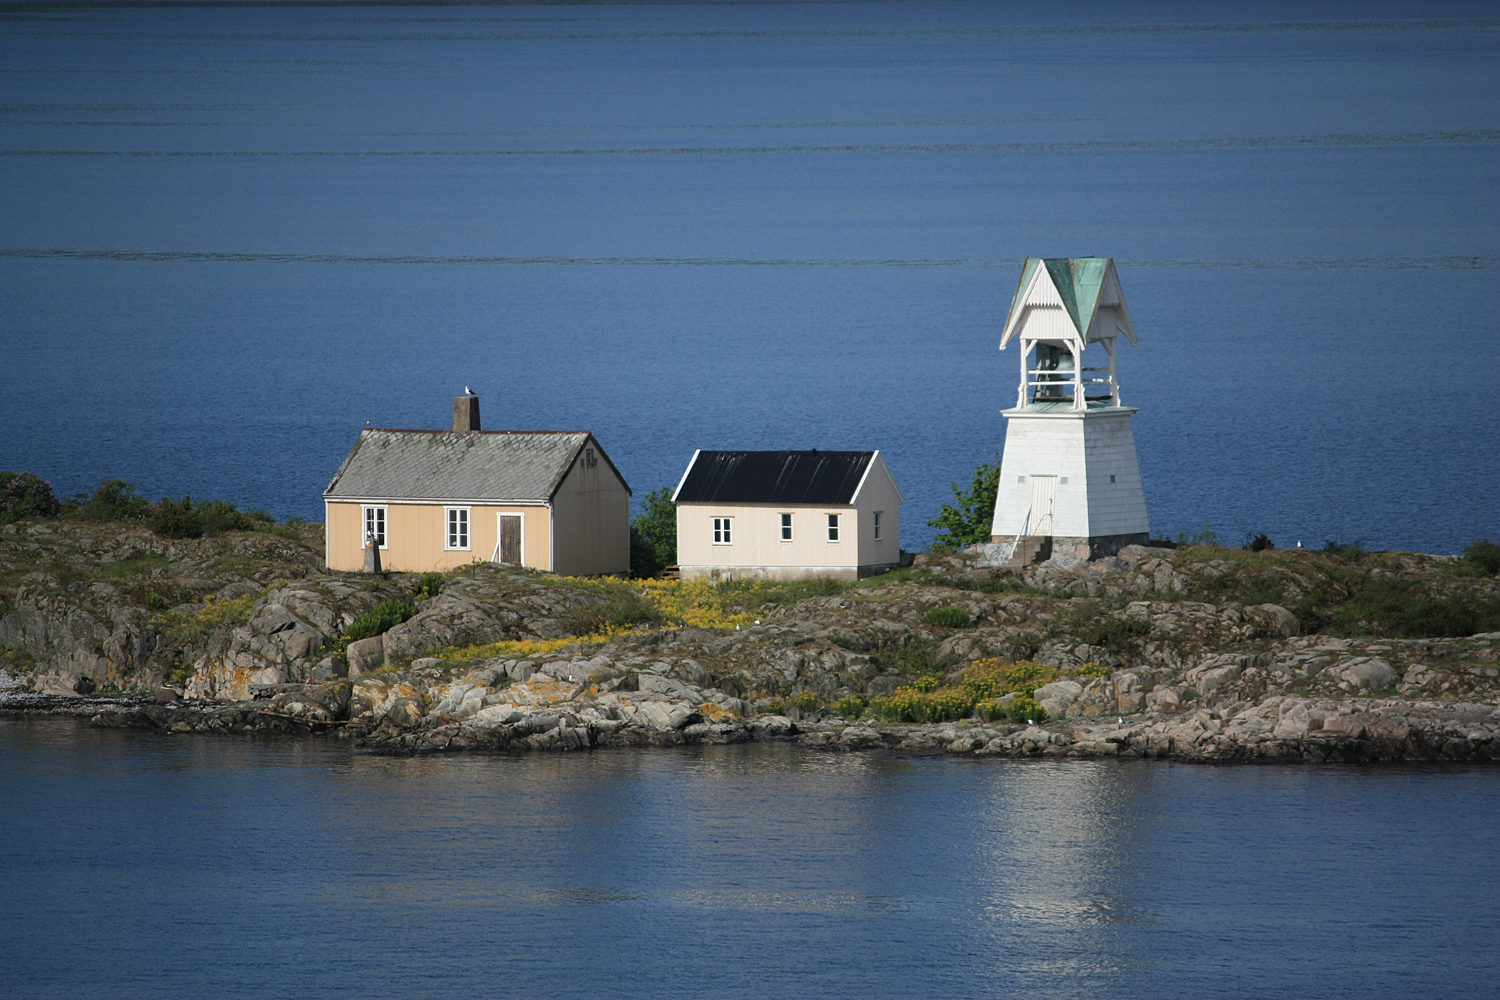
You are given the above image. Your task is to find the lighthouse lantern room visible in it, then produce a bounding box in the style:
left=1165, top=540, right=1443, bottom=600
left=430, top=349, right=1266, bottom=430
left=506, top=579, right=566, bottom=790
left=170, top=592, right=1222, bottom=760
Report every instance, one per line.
left=989, top=257, right=1150, bottom=565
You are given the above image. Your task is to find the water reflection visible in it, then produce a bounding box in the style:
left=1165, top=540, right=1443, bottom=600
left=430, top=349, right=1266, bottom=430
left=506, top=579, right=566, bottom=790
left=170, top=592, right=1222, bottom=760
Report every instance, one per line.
left=3, top=718, right=1499, bottom=998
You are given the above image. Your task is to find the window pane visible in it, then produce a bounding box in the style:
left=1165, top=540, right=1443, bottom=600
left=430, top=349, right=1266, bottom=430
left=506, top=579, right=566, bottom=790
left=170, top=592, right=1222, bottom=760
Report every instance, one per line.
left=828, top=514, right=839, bottom=541
left=781, top=513, right=792, bottom=541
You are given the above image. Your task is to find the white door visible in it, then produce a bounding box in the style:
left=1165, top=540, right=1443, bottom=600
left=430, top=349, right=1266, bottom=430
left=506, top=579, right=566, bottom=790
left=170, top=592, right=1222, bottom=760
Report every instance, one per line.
left=1028, top=475, right=1056, bottom=536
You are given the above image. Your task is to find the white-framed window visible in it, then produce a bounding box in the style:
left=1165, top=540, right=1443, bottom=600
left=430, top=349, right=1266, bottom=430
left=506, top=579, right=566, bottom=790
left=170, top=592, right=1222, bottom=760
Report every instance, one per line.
left=780, top=513, right=793, bottom=542
left=873, top=511, right=883, bottom=540
left=446, top=506, right=471, bottom=550
left=827, top=513, right=840, bottom=542
left=362, top=505, right=387, bottom=549
left=713, top=517, right=732, bottom=544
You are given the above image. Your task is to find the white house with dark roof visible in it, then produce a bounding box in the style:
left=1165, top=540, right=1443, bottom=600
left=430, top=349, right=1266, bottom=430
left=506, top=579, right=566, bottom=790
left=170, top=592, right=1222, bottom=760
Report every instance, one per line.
left=323, top=397, right=630, bottom=575
left=672, top=450, right=903, bottom=581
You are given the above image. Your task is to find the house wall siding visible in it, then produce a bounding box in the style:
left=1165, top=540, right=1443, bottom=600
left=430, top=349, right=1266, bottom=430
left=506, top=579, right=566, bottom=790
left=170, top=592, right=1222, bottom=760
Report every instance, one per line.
left=854, top=459, right=902, bottom=569
left=549, top=446, right=631, bottom=576
left=326, top=501, right=552, bottom=573
left=677, top=502, right=862, bottom=579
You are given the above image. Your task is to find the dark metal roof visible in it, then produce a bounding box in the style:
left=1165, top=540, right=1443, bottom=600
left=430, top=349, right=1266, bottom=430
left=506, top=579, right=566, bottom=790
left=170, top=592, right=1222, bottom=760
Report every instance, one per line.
left=674, top=450, right=875, bottom=505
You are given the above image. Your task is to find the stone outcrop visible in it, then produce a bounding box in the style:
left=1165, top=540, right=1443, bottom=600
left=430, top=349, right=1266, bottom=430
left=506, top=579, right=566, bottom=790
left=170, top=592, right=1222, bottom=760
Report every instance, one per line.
left=4, top=517, right=1499, bottom=765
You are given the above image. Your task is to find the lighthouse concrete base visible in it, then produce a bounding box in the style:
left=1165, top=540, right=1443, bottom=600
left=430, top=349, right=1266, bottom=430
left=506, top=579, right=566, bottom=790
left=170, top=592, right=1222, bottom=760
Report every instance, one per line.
left=983, top=531, right=1149, bottom=568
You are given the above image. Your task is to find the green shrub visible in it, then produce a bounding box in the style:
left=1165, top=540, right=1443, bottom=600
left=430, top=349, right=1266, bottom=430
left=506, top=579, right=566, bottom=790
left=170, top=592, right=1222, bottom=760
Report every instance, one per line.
left=910, top=675, right=941, bottom=693
left=629, top=486, right=678, bottom=578
left=147, top=494, right=267, bottom=538
left=1074, top=662, right=1111, bottom=678
left=66, top=478, right=150, bottom=523
left=146, top=592, right=168, bottom=611
left=1008, top=695, right=1046, bottom=723
left=926, top=606, right=971, bottom=628
left=0, top=471, right=61, bottom=523
left=346, top=600, right=413, bottom=642
left=1243, top=532, right=1275, bottom=552
left=928, top=458, right=1001, bottom=550
left=150, top=496, right=203, bottom=538
left=1319, top=578, right=1500, bottom=639
left=835, top=695, right=866, bottom=719
left=1461, top=539, right=1500, bottom=577
left=418, top=572, right=445, bottom=598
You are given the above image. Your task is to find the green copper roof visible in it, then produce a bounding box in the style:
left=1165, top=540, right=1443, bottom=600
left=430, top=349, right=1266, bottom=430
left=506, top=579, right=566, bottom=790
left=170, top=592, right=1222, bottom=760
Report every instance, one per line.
left=1044, top=257, right=1109, bottom=336
left=1004, top=256, right=1114, bottom=341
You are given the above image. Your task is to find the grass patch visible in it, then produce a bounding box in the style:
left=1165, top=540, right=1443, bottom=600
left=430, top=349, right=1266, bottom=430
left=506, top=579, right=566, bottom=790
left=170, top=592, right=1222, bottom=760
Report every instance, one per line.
left=869, top=658, right=1059, bottom=724
left=94, top=554, right=170, bottom=579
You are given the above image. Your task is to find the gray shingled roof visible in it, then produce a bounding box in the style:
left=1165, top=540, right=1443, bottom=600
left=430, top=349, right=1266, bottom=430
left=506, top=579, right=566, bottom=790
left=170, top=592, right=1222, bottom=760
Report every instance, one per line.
left=324, top=430, right=624, bottom=503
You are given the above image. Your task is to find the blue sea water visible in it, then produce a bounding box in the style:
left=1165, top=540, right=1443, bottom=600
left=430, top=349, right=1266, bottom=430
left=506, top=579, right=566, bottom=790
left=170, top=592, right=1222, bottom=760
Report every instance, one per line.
left=0, top=2, right=1497, bottom=552
left=1, top=717, right=1498, bottom=999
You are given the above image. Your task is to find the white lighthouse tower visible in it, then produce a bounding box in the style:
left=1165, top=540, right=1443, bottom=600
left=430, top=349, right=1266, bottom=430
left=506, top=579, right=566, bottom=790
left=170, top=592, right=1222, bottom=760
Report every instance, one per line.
left=988, top=257, right=1149, bottom=565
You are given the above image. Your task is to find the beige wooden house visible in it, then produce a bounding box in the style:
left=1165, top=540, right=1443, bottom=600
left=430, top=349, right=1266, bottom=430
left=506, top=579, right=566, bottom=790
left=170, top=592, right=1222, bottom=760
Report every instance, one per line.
left=673, top=450, right=903, bottom=581
left=323, top=398, right=630, bottom=575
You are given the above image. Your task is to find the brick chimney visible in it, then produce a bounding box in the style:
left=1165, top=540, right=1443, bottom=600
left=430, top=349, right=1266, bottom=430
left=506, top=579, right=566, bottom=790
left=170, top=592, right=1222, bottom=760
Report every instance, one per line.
left=453, top=394, right=480, bottom=433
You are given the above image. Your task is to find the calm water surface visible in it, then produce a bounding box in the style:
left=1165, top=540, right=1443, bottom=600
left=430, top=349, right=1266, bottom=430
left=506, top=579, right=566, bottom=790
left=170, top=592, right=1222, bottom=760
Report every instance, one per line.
left=1, top=1, right=1497, bottom=550
left=1, top=717, right=1498, bottom=998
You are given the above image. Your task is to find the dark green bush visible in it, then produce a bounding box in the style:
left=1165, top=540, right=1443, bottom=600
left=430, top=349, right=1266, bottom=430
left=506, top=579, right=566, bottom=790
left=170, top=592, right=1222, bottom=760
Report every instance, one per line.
left=0, top=471, right=61, bottom=524
left=418, top=572, right=445, bottom=598
left=150, top=496, right=203, bottom=538
left=148, top=494, right=269, bottom=538
left=629, top=487, right=678, bottom=579
left=1461, top=539, right=1500, bottom=577
left=66, top=479, right=150, bottom=523
left=926, top=606, right=971, bottom=628
left=346, top=600, right=413, bottom=642
left=146, top=592, right=168, bottom=611
left=1244, top=532, right=1275, bottom=552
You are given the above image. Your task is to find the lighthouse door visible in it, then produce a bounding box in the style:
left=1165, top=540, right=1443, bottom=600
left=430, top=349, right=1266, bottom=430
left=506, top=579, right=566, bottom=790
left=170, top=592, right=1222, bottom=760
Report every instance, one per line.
left=1028, top=475, right=1056, bottom=537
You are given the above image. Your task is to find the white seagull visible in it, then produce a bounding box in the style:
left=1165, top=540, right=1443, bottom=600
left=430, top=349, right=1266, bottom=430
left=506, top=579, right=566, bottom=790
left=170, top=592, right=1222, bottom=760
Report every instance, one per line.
left=464, top=385, right=476, bottom=396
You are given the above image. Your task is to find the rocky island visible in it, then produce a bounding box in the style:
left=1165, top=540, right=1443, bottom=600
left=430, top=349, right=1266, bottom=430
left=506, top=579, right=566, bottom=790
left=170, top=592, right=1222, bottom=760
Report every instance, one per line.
left=3, top=516, right=1498, bottom=764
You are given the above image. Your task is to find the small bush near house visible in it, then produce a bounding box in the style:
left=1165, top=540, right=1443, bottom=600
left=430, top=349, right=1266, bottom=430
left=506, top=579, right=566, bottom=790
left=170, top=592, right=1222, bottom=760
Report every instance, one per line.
left=928, top=457, right=1001, bottom=550
left=926, top=606, right=971, bottom=628
left=418, top=572, right=445, bottom=598
left=346, top=600, right=413, bottom=642
left=835, top=695, right=866, bottom=719
left=629, top=486, right=678, bottom=579
left=0, top=471, right=62, bottom=523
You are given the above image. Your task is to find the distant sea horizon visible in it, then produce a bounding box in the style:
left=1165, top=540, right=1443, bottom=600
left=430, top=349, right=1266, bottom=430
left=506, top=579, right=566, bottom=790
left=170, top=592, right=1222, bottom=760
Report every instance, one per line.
left=2, top=0, right=1496, bottom=554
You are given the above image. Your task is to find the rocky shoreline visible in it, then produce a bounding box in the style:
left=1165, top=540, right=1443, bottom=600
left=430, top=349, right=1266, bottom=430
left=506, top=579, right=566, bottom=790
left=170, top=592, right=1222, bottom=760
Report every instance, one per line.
left=2, top=519, right=1498, bottom=765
